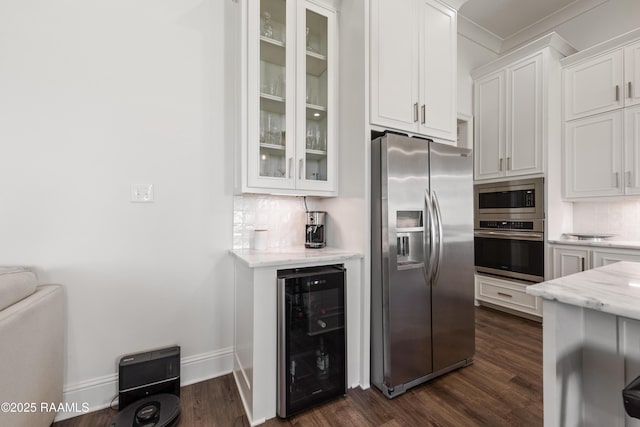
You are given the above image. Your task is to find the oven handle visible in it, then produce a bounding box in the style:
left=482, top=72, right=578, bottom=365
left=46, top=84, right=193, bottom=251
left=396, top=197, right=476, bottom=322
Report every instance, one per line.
left=474, top=230, right=544, bottom=241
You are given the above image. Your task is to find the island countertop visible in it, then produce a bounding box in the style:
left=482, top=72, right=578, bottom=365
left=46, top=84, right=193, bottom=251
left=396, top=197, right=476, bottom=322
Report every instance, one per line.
left=526, top=261, right=640, bottom=320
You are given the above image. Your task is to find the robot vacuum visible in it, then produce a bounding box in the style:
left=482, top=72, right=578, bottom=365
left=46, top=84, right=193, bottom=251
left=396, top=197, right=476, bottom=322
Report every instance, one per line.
left=110, top=393, right=180, bottom=427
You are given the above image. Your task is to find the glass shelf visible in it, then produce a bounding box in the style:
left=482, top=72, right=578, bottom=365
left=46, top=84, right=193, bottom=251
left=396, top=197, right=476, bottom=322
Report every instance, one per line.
left=261, top=95, right=286, bottom=115
left=306, top=149, right=327, bottom=160
left=260, top=36, right=286, bottom=66
left=306, top=51, right=327, bottom=77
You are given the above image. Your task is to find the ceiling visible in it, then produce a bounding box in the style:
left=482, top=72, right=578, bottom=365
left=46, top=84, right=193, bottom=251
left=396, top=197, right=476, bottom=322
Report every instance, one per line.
left=459, top=0, right=595, bottom=40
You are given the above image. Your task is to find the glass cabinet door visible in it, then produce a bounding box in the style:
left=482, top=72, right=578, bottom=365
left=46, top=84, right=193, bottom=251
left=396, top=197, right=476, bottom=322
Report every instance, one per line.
left=298, top=3, right=334, bottom=188
left=258, top=0, right=289, bottom=180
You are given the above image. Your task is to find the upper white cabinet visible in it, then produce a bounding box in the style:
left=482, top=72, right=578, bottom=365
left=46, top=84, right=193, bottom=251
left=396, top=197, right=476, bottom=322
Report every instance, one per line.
left=561, top=33, right=640, bottom=199
left=370, top=0, right=457, bottom=144
left=474, top=53, right=543, bottom=180
left=472, top=34, right=575, bottom=182
left=564, top=39, right=640, bottom=121
left=237, top=0, right=337, bottom=196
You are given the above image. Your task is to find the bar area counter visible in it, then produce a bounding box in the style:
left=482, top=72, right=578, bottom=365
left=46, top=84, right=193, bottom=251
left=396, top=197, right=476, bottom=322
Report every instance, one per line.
left=527, top=261, right=640, bottom=426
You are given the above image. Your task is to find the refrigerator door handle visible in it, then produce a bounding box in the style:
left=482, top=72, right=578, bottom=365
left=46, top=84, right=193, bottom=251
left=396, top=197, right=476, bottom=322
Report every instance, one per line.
left=424, top=189, right=436, bottom=282
left=432, top=191, right=444, bottom=285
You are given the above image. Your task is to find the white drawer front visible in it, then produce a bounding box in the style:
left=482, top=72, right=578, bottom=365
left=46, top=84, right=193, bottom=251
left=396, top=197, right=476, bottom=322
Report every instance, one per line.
left=475, top=275, right=542, bottom=316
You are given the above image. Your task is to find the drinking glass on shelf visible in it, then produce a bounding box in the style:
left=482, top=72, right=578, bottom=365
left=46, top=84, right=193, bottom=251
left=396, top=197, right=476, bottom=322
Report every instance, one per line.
left=306, top=27, right=312, bottom=51
left=262, top=12, right=273, bottom=38
left=306, top=126, right=315, bottom=149
left=259, top=111, right=266, bottom=144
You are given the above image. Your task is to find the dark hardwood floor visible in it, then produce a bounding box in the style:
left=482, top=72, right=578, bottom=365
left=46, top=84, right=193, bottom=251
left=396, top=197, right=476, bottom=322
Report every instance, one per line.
left=53, top=307, right=542, bottom=427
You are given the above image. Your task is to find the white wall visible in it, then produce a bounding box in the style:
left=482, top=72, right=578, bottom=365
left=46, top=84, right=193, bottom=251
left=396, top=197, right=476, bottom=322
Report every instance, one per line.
left=457, top=34, right=498, bottom=117
left=0, top=0, right=234, bottom=415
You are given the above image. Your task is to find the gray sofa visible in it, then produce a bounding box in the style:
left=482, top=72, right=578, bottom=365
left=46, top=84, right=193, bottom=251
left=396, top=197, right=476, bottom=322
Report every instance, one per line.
left=0, top=267, right=64, bottom=427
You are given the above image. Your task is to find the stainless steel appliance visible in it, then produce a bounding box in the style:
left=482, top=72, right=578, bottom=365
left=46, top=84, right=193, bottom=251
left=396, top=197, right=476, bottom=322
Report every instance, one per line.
left=371, top=133, right=475, bottom=399
left=474, top=177, right=544, bottom=222
left=305, top=211, right=326, bottom=248
left=473, top=178, right=545, bottom=283
left=277, top=265, right=346, bottom=417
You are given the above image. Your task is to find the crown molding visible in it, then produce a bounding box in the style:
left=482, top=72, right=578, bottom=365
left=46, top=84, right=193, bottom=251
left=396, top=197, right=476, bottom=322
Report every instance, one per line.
left=457, top=14, right=503, bottom=54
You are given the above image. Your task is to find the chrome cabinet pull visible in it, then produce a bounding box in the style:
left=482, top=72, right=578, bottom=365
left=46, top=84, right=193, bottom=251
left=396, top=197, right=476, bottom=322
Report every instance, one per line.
left=413, top=103, right=419, bottom=123
left=630, top=82, right=634, bottom=99
left=499, top=158, right=503, bottom=171
left=298, top=159, right=303, bottom=180
left=616, top=85, right=620, bottom=102
left=421, top=104, right=426, bottom=124
left=627, top=171, right=632, bottom=187
left=507, top=157, right=511, bottom=171
left=581, top=257, right=585, bottom=271
left=497, top=292, right=513, bottom=298
left=288, top=157, right=293, bottom=178
left=615, top=172, right=620, bottom=188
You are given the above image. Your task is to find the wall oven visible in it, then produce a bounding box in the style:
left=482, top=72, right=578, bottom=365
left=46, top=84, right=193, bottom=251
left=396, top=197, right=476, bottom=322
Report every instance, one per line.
left=474, top=178, right=545, bottom=283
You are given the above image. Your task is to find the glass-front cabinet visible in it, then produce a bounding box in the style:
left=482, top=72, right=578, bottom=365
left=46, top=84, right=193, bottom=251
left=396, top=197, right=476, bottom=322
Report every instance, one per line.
left=246, top=0, right=337, bottom=195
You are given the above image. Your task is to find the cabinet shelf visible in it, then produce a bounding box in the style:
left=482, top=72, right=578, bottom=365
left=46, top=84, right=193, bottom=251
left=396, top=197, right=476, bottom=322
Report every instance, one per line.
left=306, top=50, right=327, bottom=76
left=260, top=94, right=286, bottom=115
left=306, top=104, right=327, bottom=121
left=260, top=36, right=286, bottom=66
left=260, top=142, right=286, bottom=151
left=306, top=149, right=327, bottom=160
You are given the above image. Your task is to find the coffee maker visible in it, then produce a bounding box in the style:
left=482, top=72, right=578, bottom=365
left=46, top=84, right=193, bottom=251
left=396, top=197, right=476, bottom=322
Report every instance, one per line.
left=305, top=211, right=326, bottom=248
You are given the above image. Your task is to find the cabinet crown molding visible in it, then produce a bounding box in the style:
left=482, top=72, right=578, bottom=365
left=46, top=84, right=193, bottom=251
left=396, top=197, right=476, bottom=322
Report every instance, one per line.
left=561, top=27, right=640, bottom=68
left=471, top=32, right=576, bottom=79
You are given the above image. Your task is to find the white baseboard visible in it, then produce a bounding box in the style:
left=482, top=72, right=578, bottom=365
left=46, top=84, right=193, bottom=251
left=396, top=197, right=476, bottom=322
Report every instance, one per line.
left=55, top=347, right=234, bottom=422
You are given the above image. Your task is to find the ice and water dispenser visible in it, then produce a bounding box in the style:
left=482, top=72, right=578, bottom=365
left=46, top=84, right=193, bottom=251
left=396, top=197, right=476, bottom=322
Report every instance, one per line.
left=396, top=211, right=424, bottom=269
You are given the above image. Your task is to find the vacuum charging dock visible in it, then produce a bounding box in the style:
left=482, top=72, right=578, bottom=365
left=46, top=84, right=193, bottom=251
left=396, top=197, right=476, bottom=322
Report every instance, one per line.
left=111, top=346, right=181, bottom=427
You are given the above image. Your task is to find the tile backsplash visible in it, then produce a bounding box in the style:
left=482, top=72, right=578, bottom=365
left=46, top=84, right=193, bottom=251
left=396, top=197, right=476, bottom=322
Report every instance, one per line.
left=573, top=200, right=640, bottom=241
left=233, top=195, right=309, bottom=249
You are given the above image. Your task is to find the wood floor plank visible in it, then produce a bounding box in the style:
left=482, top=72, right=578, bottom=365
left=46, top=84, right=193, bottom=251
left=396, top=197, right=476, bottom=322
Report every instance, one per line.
left=54, top=307, right=542, bottom=427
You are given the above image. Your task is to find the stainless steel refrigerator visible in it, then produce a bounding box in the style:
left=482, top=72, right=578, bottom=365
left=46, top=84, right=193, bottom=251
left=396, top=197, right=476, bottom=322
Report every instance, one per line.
left=371, top=133, right=475, bottom=398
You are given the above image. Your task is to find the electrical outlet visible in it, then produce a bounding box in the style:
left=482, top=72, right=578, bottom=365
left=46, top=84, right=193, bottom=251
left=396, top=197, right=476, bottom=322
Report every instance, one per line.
left=131, top=184, right=154, bottom=203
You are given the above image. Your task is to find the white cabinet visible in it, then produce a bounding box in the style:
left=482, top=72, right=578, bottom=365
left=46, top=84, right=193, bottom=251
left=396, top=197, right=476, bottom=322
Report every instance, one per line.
left=564, top=111, right=623, bottom=198
left=370, top=0, right=457, bottom=143
left=563, top=50, right=623, bottom=121
left=474, top=53, right=544, bottom=180
left=474, top=274, right=542, bottom=318
left=552, top=246, right=590, bottom=278
left=473, top=40, right=563, bottom=182
left=563, top=105, right=640, bottom=199
left=564, top=40, right=640, bottom=121
left=240, top=0, right=337, bottom=196
left=551, top=244, right=640, bottom=278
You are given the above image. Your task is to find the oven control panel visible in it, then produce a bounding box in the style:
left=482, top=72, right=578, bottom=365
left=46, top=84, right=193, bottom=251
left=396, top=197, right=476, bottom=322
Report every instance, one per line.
left=479, top=220, right=533, bottom=230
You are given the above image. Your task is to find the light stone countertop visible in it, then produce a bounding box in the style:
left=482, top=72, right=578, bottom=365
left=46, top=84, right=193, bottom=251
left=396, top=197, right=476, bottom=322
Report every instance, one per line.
left=527, top=261, right=640, bottom=320
left=230, top=246, right=363, bottom=268
left=548, top=238, right=640, bottom=250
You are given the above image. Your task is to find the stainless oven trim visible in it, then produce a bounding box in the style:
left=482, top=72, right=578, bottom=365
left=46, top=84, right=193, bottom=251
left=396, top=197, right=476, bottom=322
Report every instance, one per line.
left=474, top=177, right=544, bottom=220
left=474, top=218, right=545, bottom=232
left=475, top=267, right=544, bottom=283
left=474, top=230, right=543, bottom=241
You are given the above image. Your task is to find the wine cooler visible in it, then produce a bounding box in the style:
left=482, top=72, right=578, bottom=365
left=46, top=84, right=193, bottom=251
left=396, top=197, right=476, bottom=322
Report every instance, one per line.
left=277, top=265, right=346, bottom=418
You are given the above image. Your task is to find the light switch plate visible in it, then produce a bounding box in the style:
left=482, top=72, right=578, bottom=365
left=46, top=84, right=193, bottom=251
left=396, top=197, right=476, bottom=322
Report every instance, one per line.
left=131, top=184, right=154, bottom=203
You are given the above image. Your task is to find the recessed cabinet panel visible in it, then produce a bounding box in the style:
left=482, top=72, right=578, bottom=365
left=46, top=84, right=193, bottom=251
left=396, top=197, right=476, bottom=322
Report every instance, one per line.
left=624, top=41, right=640, bottom=107
left=564, top=111, right=623, bottom=198
left=508, top=54, right=542, bottom=176
left=552, top=247, right=590, bottom=279
left=564, top=50, right=624, bottom=121
left=474, top=71, right=505, bottom=180
left=370, top=0, right=419, bottom=132
left=626, top=105, right=640, bottom=195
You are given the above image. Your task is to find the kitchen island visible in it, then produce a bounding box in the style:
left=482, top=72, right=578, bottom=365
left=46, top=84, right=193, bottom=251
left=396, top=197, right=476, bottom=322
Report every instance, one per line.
left=527, top=261, right=640, bottom=426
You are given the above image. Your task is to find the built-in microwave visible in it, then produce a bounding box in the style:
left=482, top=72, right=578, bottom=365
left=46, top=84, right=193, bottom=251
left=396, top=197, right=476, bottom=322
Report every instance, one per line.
left=474, top=178, right=544, bottom=226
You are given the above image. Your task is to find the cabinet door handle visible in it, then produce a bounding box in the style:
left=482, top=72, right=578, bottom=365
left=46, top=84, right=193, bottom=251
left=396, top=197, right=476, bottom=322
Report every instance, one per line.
left=499, top=158, right=503, bottom=171
left=299, top=158, right=303, bottom=180
left=615, top=172, right=620, bottom=188
left=616, top=85, right=620, bottom=102
left=507, top=157, right=511, bottom=171
left=288, top=157, right=293, bottom=178
left=581, top=257, right=585, bottom=271
left=627, top=171, right=632, bottom=187
left=630, top=82, right=634, bottom=99
left=497, top=292, right=513, bottom=298
left=421, top=104, right=426, bottom=124
left=413, top=103, right=419, bottom=123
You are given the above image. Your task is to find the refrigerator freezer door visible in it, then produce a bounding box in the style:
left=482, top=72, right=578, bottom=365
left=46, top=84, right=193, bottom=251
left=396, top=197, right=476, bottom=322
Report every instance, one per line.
left=429, top=141, right=475, bottom=372
left=381, top=134, right=433, bottom=387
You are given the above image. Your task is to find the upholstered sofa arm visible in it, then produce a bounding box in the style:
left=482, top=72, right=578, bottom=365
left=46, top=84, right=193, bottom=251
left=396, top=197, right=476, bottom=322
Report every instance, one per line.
left=0, top=285, right=65, bottom=427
